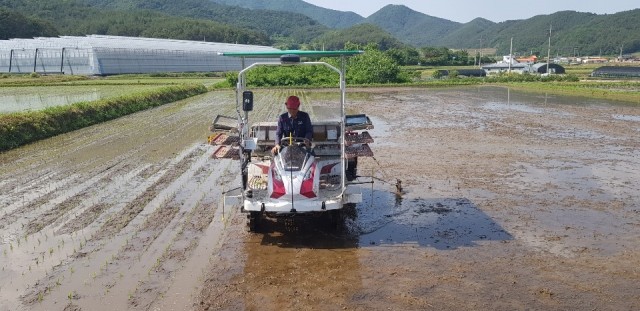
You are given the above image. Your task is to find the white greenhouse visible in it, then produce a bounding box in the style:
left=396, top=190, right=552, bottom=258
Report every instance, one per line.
left=0, top=35, right=279, bottom=75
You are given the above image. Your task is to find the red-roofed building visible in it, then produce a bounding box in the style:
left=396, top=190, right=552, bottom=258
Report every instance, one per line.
left=516, top=55, right=538, bottom=63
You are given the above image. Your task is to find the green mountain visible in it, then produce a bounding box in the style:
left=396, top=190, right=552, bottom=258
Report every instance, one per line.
left=363, top=5, right=640, bottom=56
left=78, top=0, right=328, bottom=39
left=444, top=9, right=640, bottom=56
left=554, top=9, right=640, bottom=56
left=1, top=0, right=638, bottom=56
left=364, top=4, right=461, bottom=47
left=210, top=0, right=364, bottom=28
left=310, top=23, right=405, bottom=50
left=0, top=0, right=271, bottom=44
left=437, top=18, right=496, bottom=48
left=0, top=7, right=58, bottom=39
left=478, top=11, right=599, bottom=55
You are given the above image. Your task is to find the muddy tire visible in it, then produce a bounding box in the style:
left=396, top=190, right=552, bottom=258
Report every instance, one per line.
left=328, top=209, right=343, bottom=231
left=247, top=211, right=262, bottom=232
left=346, top=158, right=357, bottom=181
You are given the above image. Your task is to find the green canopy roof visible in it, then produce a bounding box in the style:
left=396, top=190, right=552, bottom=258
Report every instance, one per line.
left=218, top=50, right=363, bottom=58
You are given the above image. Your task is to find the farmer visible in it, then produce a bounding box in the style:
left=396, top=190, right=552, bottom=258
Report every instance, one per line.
left=272, top=95, right=313, bottom=154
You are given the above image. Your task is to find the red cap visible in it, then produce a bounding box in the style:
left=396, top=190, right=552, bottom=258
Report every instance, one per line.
left=285, top=96, right=300, bottom=109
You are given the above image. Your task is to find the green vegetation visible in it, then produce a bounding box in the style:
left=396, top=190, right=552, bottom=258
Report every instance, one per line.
left=0, top=73, right=222, bottom=87
left=0, top=1, right=270, bottom=44
left=78, top=0, right=325, bottom=41
left=485, top=73, right=580, bottom=83
left=420, top=47, right=477, bottom=66
left=0, top=7, right=57, bottom=39
left=2, top=0, right=639, bottom=55
left=211, top=0, right=364, bottom=29
left=363, top=6, right=640, bottom=56
left=310, top=24, right=404, bottom=51
left=0, top=84, right=207, bottom=151
left=224, top=45, right=409, bottom=87
left=225, top=66, right=335, bottom=87
left=365, top=4, right=461, bottom=47
left=337, top=45, right=410, bottom=84
left=217, top=45, right=633, bottom=109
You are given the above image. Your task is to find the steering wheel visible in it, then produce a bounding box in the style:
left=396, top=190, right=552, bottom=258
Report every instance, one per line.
left=280, top=137, right=309, bottom=147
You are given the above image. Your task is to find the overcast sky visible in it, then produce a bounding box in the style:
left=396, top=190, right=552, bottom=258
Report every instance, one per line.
left=303, top=0, right=639, bottom=23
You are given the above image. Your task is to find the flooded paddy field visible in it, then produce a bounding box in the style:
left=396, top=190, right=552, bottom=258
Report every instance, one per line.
left=1, top=86, right=639, bottom=310
left=0, top=85, right=171, bottom=113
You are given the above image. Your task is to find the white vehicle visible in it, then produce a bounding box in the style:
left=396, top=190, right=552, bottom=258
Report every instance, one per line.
left=209, top=51, right=374, bottom=232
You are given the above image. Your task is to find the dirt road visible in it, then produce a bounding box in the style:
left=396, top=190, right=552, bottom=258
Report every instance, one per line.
left=1, top=86, right=639, bottom=310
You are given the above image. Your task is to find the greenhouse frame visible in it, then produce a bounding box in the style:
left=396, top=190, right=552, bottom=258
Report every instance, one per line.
left=531, top=63, right=565, bottom=74
left=0, top=35, right=280, bottom=75
left=591, top=66, right=640, bottom=78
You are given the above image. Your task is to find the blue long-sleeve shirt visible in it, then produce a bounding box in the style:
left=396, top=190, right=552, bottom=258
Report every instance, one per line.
left=275, top=111, right=313, bottom=143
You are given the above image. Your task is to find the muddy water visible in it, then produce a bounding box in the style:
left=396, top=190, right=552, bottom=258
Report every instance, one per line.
left=2, top=86, right=640, bottom=310
left=197, top=86, right=639, bottom=310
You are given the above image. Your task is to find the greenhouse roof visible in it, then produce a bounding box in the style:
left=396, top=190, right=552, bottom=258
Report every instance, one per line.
left=219, top=50, right=363, bottom=58
left=0, top=35, right=282, bottom=75
left=0, top=35, right=280, bottom=53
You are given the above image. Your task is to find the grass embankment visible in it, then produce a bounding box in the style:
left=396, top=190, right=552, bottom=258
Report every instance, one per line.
left=0, top=84, right=207, bottom=151
left=0, top=73, right=222, bottom=87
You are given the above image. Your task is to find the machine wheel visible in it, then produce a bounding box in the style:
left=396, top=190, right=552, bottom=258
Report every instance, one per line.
left=328, top=209, right=343, bottom=230
left=346, top=157, right=358, bottom=181
left=247, top=211, right=262, bottom=232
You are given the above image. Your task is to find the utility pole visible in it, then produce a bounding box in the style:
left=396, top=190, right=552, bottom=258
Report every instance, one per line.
left=546, top=24, right=551, bottom=75
left=508, top=37, right=513, bottom=74
left=479, top=35, right=483, bottom=68
left=619, top=44, right=624, bottom=60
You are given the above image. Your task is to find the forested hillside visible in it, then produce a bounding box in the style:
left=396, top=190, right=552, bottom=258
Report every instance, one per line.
left=443, top=9, right=640, bottom=56
left=0, top=0, right=638, bottom=56
left=310, top=24, right=404, bottom=51
left=471, top=11, right=600, bottom=55
left=436, top=18, right=496, bottom=48
left=362, top=5, right=640, bottom=56
left=0, top=7, right=58, bottom=39
left=365, top=4, right=461, bottom=47
left=78, top=0, right=328, bottom=41
left=211, top=0, right=364, bottom=28
left=0, top=0, right=271, bottom=44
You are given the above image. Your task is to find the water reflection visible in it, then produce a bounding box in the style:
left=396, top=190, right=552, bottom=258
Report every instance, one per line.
left=0, top=85, right=163, bottom=113
left=0, top=91, right=100, bottom=113
left=355, top=188, right=512, bottom=249
left=250, top=187, right=511, bottom=251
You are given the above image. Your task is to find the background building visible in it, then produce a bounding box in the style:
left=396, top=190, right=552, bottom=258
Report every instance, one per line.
left=0, top=35, right=279, bottom=75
